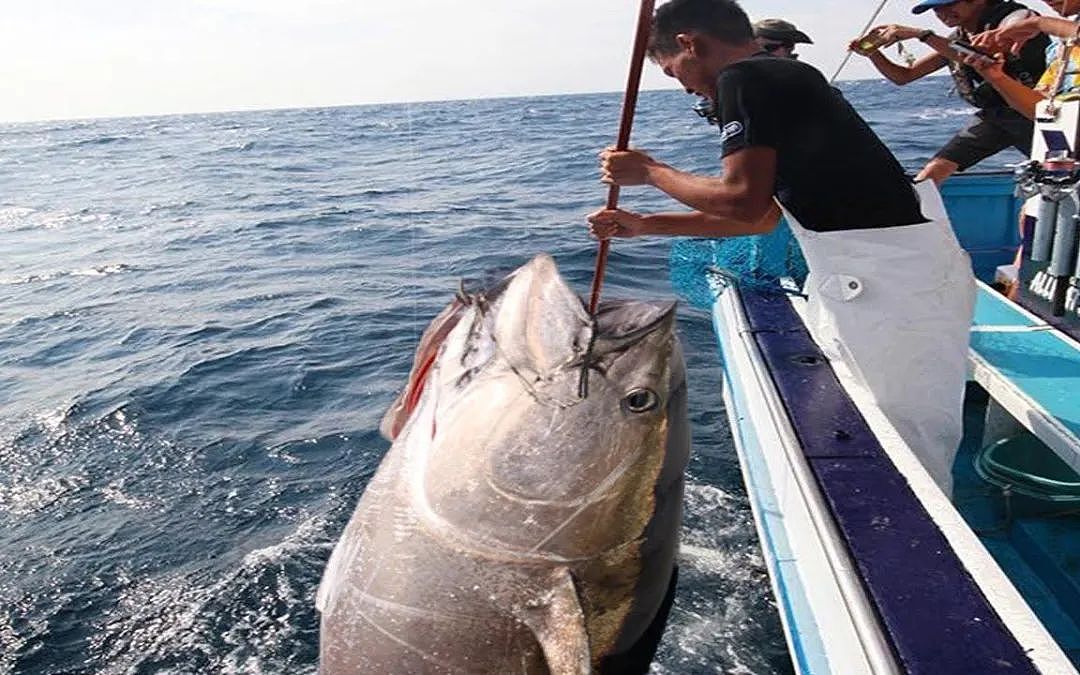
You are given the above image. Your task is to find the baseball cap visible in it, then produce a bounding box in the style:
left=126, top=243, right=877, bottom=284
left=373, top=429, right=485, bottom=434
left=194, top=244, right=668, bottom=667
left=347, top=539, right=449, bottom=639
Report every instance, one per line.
left=911, top=0, right=958, bottom=14
left=752, top=19, right=813, bottom=45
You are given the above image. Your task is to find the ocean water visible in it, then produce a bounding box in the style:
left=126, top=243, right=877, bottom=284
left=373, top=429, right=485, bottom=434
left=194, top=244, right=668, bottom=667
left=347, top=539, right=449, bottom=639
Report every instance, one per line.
left=0, top=76, right=1021, bottom=674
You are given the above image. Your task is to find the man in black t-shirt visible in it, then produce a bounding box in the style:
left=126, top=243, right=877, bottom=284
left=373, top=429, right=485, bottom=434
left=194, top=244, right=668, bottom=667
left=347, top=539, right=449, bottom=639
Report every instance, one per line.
left=587, top=0, right=975, bottom=497
left=589, top=8, right=924, bottom=235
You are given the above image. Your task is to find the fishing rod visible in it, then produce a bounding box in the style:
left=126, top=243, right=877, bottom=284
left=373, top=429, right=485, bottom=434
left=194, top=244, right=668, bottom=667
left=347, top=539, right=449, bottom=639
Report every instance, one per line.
left=587, top=0, right=655, bottom=315
left=830, top=0, right=892, bottom=83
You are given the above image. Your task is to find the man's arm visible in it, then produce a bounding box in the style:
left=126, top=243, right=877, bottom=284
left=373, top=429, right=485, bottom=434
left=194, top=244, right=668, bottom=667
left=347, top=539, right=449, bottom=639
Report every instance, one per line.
left=866, top=51, right=947, bottom=85
left=600, top=145, right=779, bottom=227
left=587, top=203, right=782, bottom=239
left=849, top=25, right=950, bottom=84
left=590, top=146, right=782, bottom=238
left=975, top=15, right=1074, bottom=54
left=971, top=58, right=1044, bottom=119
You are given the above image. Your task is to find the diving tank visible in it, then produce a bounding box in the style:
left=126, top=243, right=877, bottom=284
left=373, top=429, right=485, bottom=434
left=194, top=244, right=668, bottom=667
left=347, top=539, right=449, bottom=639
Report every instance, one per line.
left=1050, top=193, right=1079, bottom=278
left=1032, top=191, right=1060, bottom=262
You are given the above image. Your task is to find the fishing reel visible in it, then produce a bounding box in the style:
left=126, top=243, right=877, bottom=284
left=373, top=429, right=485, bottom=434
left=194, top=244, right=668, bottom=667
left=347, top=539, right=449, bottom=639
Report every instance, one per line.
left=1012, top=156, right=1080, bottom=201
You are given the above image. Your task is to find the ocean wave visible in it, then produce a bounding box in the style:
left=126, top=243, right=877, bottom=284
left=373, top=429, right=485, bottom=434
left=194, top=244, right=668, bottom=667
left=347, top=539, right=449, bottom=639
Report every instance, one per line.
left=0, top=206, right=116, bottom=232
left=61, top=135, right=133, bottom=148
left=140, top=199, right=198, bottom=216
left=0, top=205, right=36, bottom=229
left=89, top=510, right=332, bottom=674
left=0, top=263, right=134, bottom=286
left=0, top=474, right=90, bottom=517
left=914, top=106, right=973, bottom=120
left=216, top=140, right=257, bottom=152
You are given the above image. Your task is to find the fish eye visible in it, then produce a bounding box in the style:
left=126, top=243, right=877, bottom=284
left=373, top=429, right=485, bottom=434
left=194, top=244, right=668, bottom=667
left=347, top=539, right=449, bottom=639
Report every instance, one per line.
left=622, top=388, right=660, bottom=414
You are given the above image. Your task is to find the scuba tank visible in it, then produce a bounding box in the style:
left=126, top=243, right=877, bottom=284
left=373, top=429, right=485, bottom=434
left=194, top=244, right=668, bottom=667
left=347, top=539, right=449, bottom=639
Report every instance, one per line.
left=1050, top=194, right=1079, bottom=279
left=1033, top=190, right=1061, bottom=262
left=1015, top=153, right=1080, bottom=316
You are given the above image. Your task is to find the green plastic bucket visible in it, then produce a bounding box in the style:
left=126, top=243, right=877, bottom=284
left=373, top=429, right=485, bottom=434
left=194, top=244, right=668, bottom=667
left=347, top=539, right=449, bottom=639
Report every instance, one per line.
left=975, top=435, right=1080, bottom=503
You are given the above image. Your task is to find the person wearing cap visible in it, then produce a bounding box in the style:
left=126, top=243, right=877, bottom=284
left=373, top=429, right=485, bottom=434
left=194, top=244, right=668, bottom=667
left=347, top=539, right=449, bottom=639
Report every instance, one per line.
left=849, top=0, right=1048, bottom=184
left=967, top=0, right=1080, bottom=118
left=753, top=18, right=813, bottom=59
left=958, top=0, right=1080, bottom=292
left=586, top=0, right=975, bottom=496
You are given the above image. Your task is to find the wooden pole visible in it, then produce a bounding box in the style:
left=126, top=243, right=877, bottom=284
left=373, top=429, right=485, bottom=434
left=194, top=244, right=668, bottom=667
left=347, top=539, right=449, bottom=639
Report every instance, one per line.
left=587, top=0, right=655, bottom=314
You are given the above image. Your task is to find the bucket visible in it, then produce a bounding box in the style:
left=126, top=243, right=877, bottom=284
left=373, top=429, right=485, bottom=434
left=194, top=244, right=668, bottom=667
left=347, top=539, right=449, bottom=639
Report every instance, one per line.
left=975, top=434, right=1080, bottom=504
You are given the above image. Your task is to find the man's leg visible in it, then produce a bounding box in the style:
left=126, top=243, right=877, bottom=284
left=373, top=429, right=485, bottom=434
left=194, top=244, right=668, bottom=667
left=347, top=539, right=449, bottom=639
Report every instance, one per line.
left=994, top=106, right=1036, bottom=294
left=926, top=110, right=1024, bottom=185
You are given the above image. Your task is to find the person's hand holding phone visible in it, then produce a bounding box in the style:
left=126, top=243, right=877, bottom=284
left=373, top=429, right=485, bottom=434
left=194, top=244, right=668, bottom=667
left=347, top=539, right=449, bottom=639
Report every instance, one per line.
left=951, top=40, right=1008, bottom=81
left=949, top=39, right=997, bottom=65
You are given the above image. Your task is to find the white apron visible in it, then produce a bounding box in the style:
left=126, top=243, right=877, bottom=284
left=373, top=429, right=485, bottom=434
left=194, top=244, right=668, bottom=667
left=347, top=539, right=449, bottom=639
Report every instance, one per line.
left=781, top=180, right=976, bottom=497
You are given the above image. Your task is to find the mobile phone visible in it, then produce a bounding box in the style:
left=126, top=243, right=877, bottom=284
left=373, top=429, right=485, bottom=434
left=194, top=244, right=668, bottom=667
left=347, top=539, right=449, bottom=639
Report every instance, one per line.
left=949, top=39, right=995, bottom=62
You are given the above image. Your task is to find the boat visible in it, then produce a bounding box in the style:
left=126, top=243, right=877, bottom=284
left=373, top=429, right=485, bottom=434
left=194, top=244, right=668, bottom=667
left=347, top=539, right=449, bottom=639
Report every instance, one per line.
left=691, top=118, right=1080, bottom=671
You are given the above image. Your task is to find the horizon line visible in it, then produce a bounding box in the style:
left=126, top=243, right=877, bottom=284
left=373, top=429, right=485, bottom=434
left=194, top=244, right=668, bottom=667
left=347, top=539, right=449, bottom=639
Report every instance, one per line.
left=2, top=74, right=946, bottom=127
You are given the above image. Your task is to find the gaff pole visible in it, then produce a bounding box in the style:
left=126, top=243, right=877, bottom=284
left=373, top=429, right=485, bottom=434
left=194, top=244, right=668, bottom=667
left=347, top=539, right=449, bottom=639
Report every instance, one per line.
left=587, top=0, right=656, bottom=315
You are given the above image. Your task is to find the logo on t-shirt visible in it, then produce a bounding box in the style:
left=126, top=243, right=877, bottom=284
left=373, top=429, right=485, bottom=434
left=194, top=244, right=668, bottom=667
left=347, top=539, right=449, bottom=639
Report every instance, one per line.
left=720, top=121, right=744, bottom=143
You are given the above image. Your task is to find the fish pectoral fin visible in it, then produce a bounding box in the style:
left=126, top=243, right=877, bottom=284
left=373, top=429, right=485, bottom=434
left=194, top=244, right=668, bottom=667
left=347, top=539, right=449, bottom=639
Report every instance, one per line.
left=515, top=567, right=592, bottom=675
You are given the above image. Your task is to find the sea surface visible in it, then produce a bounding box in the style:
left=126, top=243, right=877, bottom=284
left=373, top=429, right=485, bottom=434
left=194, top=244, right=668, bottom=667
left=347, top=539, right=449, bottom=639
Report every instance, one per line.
left=0, top=76, right=1022, bottom=674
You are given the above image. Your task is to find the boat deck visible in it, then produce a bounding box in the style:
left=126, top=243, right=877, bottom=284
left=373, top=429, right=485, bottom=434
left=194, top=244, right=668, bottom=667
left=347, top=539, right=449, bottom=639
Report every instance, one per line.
left=705, top=173, right=1080, bottom=673
left=954, top=385, right=1080, bottom=668
left=970, top=282, right=1080, bottom=471
left=956, top=283, right=1080, bottom=668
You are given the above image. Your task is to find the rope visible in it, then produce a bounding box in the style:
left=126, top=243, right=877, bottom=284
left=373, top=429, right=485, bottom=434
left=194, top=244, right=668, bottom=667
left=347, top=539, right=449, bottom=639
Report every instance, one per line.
left=830, top=0, right=892, bottom=84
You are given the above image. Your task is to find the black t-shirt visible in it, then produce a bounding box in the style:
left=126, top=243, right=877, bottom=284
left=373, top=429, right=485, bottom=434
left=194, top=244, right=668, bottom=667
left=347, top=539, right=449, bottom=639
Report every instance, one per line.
left=716, top=54, right=925, bottom=231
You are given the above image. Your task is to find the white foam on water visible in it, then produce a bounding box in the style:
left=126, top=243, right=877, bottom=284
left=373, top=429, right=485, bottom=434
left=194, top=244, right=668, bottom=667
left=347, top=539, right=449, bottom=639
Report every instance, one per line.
left=914, top=106, right=972, bottom=120
left=0, top=206, right=36, bottom=229
left=0, top=263, right=132, bottom=286
left=91, top=509, right=334, bottom=674
left=0, top=475, right=90, bottom=517
left=649, top=481, right=784, bottom=673
left=99, top=480, right=162, bottom=512
left=0, top=609, right=21, bottom=673
left=0, top=206, right=116, bottom=232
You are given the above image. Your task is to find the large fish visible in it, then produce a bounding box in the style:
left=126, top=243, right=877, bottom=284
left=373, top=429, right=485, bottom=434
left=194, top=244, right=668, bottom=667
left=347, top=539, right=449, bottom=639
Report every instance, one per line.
left=317, top=254, right=689, bottom=674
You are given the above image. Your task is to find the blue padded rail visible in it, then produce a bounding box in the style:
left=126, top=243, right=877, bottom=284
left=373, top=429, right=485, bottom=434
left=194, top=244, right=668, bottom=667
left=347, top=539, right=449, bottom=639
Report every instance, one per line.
left=739, top=288, right=1037, bottom=674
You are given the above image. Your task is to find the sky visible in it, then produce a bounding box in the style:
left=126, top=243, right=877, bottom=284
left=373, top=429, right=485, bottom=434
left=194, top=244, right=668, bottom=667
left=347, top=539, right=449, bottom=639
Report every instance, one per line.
left=2, top=0, right=949, bottom=124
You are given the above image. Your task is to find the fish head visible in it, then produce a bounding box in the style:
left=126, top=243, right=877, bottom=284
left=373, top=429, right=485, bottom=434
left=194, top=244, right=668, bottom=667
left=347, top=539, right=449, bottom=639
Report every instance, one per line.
left=402, top=254, right=688, bottom=559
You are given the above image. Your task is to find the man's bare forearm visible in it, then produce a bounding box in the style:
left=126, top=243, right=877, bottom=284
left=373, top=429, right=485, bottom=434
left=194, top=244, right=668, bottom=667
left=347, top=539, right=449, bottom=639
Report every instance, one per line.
left=984, top=69, right=1043, bottom=119
left=639, top=206, right=781, bottom=237
left=869, top=51, right=946, bottom=85
left=1032, top=15, right=1079, bottom=40
left=645, top=163, right=769, bottom=226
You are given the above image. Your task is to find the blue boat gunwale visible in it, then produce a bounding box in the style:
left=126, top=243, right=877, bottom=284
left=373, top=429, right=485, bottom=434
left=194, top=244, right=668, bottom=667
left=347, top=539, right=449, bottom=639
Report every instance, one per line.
left=714, top=322, right=820, bottom=674
left=735, top=287, right=1036, bottom=674
left=711, top=282, right=896, bottom=674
